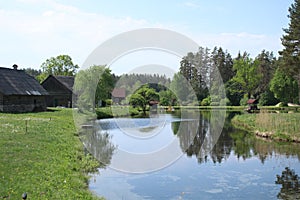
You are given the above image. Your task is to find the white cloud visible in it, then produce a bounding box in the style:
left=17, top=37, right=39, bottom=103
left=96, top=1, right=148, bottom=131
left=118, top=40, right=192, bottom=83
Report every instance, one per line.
left=183, top=2, right=201, bottom=9
left=0, top=0, right=155, bottom=69
left=0, top=0, right=283, bottom=70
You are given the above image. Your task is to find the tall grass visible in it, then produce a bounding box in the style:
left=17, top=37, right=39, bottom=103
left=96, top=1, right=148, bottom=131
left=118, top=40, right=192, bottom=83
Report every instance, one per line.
left=255, top=110, right=300, bottom=141
left=232, top=111, right=300, bottom=142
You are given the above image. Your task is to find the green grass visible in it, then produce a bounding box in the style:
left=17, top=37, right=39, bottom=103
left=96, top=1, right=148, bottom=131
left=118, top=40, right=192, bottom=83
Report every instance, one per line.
left=96, top=106, right=143, bottom=119
left=0, top=108, right=103, bottom=200
left=232, top=112, right=300, bottom=142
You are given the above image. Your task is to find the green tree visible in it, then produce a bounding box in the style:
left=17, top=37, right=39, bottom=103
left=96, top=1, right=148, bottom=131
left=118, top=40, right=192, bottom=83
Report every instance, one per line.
left=159, top=90, right=177, bottom=106
left=180, top=48, right=209, bottom=101
left=275, top=167, right=300, bottom=199
left=279, top=0, right=300, bottom=104
left=38, top=55, right=79, bottom=82
left=270, top=68, right=299, bottom=104
left=254, top=50, right=277, bottom=96
left=211, top=47, right=234, bottom=84
left=170, top=72, right=193, bottom=105
left=95, top=67, right=114, bottom=106
left=231, top=53, right=261, bottom=99
left=259, top=89, right=279, bottom=106
left=225, top=79, right=244, bottom=106
left=73, top=65, right=113, bottom=111
left=129, top=85, right=159, bottom=115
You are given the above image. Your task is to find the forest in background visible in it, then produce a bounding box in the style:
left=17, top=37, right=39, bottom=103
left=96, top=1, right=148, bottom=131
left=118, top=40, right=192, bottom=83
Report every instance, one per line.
left=23, top=0, right=300, bottom=107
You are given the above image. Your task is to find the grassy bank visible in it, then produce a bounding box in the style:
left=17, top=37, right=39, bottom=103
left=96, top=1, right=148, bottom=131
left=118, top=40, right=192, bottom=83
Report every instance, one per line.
left=232, top=112, right=300, bottom=142
left=0, top=108, right=103, bottom=199
left=95, top=106, right=145, bottom=119
left=95, top=105, right=300, bottom=119
left=95, top=105, right=245, bottom=119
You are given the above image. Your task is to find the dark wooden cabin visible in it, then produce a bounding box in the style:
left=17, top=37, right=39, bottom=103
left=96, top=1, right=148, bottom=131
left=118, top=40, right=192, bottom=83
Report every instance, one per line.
left=41, top=75, right=74, bottom=107
left=0, top=66, right=48, bottom=113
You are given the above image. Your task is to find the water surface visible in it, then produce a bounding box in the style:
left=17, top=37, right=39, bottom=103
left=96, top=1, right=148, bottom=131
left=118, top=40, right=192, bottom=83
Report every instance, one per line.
left=88, top=111, right=300, bottom=199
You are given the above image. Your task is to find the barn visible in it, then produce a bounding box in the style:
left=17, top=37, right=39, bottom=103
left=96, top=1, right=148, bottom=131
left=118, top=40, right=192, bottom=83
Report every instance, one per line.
left=0, top=65, right=48, bottom=113
left=41, top=75, right=74, bottom=108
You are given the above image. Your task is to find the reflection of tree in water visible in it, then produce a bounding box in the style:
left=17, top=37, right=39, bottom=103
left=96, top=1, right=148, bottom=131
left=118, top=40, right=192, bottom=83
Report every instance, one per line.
left=172, top=110, right=200, bottom=155
left=275, top=167, right=300, bottom=199
left=230, top=130, right=253, bottom=160
left=80, top=127, right=115, bottom=166
left=173, top=111, right=300, bottom=164
left=173, top=111, right=232, bottom=164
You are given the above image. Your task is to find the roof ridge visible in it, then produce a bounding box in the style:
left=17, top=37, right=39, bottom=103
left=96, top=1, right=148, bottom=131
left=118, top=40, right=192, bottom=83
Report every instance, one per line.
left=0, top=67, right=48, bottom=95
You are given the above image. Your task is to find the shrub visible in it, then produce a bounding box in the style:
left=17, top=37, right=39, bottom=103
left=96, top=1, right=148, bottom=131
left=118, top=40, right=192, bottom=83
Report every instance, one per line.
left=201, top=97, right=211, bottom=106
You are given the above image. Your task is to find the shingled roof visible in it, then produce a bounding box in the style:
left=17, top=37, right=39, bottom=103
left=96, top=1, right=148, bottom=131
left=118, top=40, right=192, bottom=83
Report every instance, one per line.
left=111, top=88, right=126, bottom=98
left=0, top=67, right=48, bottom=96
left=51, top=75, right=74, bottom=92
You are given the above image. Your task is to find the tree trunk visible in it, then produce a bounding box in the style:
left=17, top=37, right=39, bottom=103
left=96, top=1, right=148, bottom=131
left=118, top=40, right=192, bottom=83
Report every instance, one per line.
left=297, top=74, right=300, bottom=104
left=295, top=71, right=300, bottom=104
left=142, top=105, right=147, bottom=116
left=248, top=92, right=251, bottom=99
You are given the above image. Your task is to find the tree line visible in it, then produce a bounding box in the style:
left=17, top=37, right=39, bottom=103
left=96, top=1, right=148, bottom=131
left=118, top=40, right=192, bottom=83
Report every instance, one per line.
left=173, top=0, right=300, bottom=106
left=24, top=0, right=300, bottom=107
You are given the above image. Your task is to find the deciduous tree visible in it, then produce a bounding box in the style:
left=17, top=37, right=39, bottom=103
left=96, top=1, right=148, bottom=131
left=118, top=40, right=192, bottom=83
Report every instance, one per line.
left=231, top=53, right=261, bottom=99
left=129, top=85, right=159, bottom=115
left=38, top=55, right=79, bottom=82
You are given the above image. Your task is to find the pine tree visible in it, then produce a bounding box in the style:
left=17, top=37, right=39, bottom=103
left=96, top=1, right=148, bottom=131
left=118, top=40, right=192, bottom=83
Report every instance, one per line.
left=279, top=0, right=300, bottom=103
left=211, top=47, right=234, bottom=84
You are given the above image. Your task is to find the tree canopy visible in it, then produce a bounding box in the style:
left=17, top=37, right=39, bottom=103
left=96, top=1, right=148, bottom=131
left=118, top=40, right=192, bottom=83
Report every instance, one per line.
left=73, top=65, right=113, bottom=111
left=231, top=54, right=261, bottom=99
left=38, top=55, right=79, bottom=82
left=129, top=85, right=159, bottom=115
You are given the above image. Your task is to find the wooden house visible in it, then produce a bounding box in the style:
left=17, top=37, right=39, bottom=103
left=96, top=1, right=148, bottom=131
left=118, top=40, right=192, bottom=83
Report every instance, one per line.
left=111, top=88, right=126, bottom=104
left=41, top=75, right=74, bottom=107
left=0, top=66, right=48, bottom=113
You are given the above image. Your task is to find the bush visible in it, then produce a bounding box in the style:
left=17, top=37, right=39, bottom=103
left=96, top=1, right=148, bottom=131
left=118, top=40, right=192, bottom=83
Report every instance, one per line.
left=210, top=101, right=220, bottom=106
left=239, top=95, right=249, bottom=106
left=95, top=107, right=113, bottom=119
left=201, top=96, right=211, bottom=106
left=129, top=107, right=140, bottom=116
left=105, top=99, right=113, bottom=106
left=259, top=89, right=279, bottom=106
left=220, top=98, right=230, bottom=106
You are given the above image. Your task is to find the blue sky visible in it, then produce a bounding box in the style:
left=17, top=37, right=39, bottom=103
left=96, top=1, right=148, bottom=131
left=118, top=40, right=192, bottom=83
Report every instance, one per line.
left=0, top=0, right=294, bottom=73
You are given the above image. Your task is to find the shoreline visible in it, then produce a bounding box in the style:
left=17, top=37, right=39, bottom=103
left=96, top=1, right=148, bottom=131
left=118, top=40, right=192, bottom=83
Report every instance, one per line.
left=232, top=113, right=300, bottom=143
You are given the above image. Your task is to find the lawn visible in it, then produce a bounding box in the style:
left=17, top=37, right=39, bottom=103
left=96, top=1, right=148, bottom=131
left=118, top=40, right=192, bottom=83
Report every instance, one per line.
left=0, top=108, right=103, bottom=199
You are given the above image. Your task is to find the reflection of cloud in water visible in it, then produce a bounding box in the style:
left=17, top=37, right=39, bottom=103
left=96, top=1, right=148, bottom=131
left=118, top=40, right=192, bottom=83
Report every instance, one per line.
left=238, top=174, right=261, bottom=185
left=90, top=169, right=145, bottom=200
left=205, top=188, right=223, bottom=193
left=209, top=169, right=263, bottom=193
left=89, top=112, right=300, bottom=199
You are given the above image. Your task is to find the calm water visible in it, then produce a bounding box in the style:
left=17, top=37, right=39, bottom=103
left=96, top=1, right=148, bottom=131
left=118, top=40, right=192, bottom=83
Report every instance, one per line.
left=87, top=111, right=300, bottom=200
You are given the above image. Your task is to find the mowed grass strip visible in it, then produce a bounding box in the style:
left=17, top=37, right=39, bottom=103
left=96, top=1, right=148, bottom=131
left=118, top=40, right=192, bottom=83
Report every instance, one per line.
left=0, top=108, right=103, bottom=200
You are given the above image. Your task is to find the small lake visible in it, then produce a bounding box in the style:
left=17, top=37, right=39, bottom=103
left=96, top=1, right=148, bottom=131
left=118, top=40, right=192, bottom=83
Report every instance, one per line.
left=86, top=111, right=300, bottom=199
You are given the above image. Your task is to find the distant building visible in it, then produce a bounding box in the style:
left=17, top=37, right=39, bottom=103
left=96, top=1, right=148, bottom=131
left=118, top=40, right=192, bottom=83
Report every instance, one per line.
left=41, top=75, right=74, bottom=108
left=246, top=99, right=260, bottom=113
left=0, top=65, right=48, bottom=113
left=111, top=88, right=126, bottom=104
